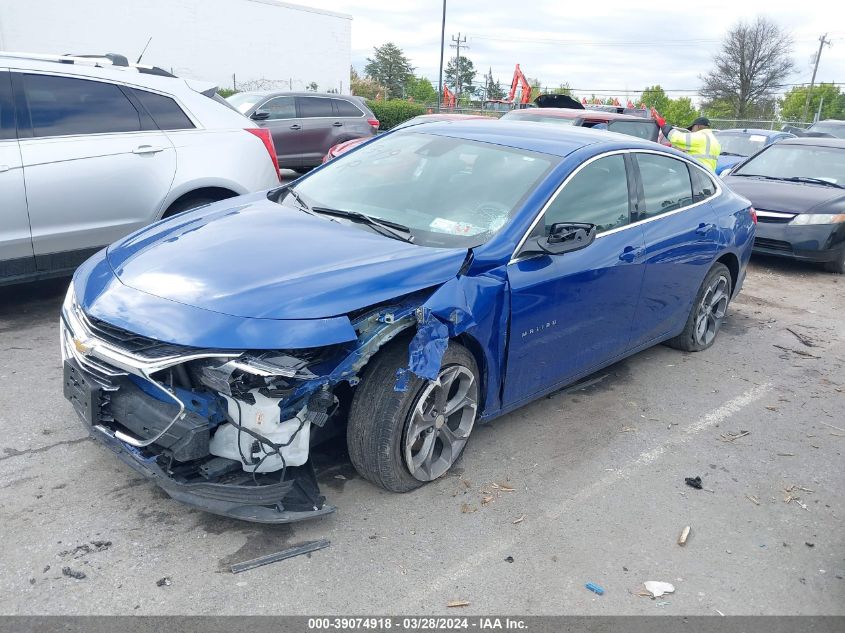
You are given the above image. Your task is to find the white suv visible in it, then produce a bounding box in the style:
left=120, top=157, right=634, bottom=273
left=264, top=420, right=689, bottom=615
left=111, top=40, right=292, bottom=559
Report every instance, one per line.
left=0, top=52, right=281, bottom=285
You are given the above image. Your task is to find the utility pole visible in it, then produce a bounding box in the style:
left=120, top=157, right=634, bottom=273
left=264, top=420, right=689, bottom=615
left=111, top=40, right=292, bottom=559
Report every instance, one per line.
left=801, top=33, right=831, bottom=123
left=437, top=0, right=446, bottom=113
left=450, top=32, right=468, bottom=104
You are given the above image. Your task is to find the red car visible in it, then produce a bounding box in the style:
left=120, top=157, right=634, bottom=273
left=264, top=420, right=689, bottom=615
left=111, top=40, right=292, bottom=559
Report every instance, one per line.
left=323, top=113, right=491, bottom=162
left=501, top=107, right=667, bottom=144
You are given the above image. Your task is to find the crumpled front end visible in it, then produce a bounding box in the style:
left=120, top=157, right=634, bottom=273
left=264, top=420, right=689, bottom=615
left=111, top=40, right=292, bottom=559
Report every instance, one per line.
left=60, top=282, right=437, bottom=523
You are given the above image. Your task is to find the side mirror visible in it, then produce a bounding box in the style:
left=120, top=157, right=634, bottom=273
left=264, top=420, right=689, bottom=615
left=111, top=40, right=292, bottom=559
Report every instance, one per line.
left=251, top=110, right=270, bottom=121
left=521, top=222, right=597, bottom=257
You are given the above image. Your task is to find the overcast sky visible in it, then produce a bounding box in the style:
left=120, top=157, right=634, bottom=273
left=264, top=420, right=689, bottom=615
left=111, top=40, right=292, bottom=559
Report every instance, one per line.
left=302, top=0, right=844, bottom=100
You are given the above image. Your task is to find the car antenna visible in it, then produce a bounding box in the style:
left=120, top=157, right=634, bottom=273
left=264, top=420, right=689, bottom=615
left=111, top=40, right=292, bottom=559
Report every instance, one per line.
left=136, top=37, right=152, bottom=64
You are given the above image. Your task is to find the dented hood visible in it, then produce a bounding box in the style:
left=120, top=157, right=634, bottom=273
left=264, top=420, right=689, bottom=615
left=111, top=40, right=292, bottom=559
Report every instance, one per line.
left=106, top=195, right=468, bottom=320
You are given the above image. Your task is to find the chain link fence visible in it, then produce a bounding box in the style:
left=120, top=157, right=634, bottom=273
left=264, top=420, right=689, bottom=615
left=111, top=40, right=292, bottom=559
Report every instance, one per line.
left=708, top=118, right=814, bottom=131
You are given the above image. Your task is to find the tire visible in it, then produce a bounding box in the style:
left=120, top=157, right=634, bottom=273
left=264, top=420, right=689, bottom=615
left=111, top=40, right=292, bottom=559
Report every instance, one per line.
left=823, top=250, right=845, bottom=274
left=347, top=340, right=479, bottom=493
left=163, top=196, right=221, bottom=218
left=666, top=263, right=732, bottom=352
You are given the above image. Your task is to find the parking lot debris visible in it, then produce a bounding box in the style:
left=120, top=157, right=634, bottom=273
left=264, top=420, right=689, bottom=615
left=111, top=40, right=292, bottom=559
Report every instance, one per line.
left=460, top=503, right=477, bottom=513
left=678, top=526, right=691, bottom=546
left=230, top=538, right=330, bottom=574
left=684, top=476, right=703, bottom=489
left=447, top=601, right=470, bottom=608
left=59, top=540, right=112, bottom=558
left=585, top=583, right=605, bottom=595
left=156, top=577, right=172, bottom=587
left=773, top=344, right=820, bottom=359
left=746, top=494, right=761, bottom=505
left=786, top=328, right=817, bottom=347
left=512, top=514, right=526, bottom=524
left=61, top=567, right=86, bottom=580
left=805, top=542, right=815, bottom=548
left=643, top=581, right=675, bottom=598
left=504, top=556, right=514, bottom=563
left=720, top=430, right=751, bottom=442
left=819, top=421, right=845, bottom=433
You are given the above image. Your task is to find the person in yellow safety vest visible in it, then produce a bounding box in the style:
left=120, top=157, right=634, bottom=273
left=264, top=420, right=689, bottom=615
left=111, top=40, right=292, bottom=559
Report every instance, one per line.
left=651, top=111, right=721, bottom=172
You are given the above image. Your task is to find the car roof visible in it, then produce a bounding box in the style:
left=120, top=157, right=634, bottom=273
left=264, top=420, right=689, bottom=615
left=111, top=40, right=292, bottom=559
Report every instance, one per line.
left=778, top=137, right=845, bottom=148
left=812, top=119, right=845, bottom=125
left=242, top=91, right=357, bottom=99
left=715, top=128, right=785, bottom=137
left=511, top=108, right=644, bottom=122
left=402, top=119, right=670, bottom=158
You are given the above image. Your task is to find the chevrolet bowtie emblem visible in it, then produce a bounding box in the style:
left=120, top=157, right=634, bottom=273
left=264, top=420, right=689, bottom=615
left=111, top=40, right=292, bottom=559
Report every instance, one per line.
left=73, top=336, right=93, bottom=355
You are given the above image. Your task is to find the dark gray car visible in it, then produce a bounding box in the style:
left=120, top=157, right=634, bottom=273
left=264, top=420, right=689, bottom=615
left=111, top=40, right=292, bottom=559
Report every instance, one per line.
left=227, top=91, right=378, bottom=172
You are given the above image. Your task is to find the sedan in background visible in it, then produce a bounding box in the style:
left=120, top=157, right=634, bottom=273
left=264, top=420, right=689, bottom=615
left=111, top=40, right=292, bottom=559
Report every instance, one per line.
left=228, top=91, right=378, bottom=172
left=62, top=121, right=754, bottom=523
left=723, top=138, right=845, bottom=273
left=501, top=107, right=665, bottom=144
left=713, top=128, right=795, bottom=176
left=322, top=113, right=490, bottom=163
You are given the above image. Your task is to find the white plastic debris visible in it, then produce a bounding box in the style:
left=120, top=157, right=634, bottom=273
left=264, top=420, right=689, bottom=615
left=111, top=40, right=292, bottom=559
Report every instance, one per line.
left=644, top=581, right=676, bottom=598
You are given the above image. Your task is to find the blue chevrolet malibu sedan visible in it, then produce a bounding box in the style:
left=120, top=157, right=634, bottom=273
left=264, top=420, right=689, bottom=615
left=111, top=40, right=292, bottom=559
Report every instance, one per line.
left=61, top=121, right=756, bottom=523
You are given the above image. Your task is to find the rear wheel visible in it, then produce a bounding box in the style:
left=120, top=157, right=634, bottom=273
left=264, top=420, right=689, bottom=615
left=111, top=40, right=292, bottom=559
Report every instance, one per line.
left=347, top=341, right=479, bottom=492
left=666, top=263, right=732, bottom=352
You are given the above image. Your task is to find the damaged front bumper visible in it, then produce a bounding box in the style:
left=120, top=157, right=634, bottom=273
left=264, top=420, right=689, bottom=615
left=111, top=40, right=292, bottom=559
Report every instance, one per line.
left=60, top=286, right=337, bottom=524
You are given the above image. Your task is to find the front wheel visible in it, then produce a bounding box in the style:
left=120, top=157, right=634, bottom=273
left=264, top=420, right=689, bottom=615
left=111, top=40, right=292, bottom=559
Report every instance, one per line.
left=666, top=263, right=732, bottom=352
left=823, top=250, right=845, bottom=274
left=347, top=341, right=479, bottom=492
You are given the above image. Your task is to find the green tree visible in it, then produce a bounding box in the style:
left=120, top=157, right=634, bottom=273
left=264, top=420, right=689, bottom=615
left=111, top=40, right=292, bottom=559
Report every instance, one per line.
left=664, top=97, right=699, bottom=127
left=780, top=83, right=845, bottom=122
left=484, top=68, right=504, bottom=100
left=550, top=82, right=573, bottom=96
left=405, top=76, right=437, bottom=103
left=445, top=56, right=477, bottom=97
left=640, top=85, right=671, bottom=114
left=364, top=42, right=414, bottom=99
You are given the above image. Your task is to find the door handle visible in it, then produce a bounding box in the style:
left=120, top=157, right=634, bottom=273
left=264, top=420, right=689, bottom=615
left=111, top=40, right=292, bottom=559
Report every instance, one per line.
left=696, top=222, right=716, bottom=236
left=332, top=121, right=343, bottom=127
left=619, top=245, right=645, bottom=263
left=289, top=124, right=302, bottom=130
left=132, top=145, right=165, bottom=155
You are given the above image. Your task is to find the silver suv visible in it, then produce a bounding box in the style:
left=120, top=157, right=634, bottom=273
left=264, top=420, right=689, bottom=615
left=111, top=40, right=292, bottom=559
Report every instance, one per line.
left=228, top=91, right=378, bottom=172
left=0, top=52, right=281, bottom=285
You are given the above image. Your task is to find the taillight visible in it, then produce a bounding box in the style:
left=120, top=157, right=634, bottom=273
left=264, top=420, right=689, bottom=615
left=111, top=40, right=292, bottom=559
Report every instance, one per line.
left=245, top=128, right=280, bottom=181
left=367, top=118, right=379, bottom=129
left=750, top=207, right=758, bottom=224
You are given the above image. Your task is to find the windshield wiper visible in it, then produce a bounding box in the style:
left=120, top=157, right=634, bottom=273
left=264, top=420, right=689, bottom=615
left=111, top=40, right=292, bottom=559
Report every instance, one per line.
left=719, top=151, right=746, bottom=156
left=780, top=176, right=845, bottom=189
left=283, top=186, right=320, bottom=217
left=311, top=207, right=414, bottom=243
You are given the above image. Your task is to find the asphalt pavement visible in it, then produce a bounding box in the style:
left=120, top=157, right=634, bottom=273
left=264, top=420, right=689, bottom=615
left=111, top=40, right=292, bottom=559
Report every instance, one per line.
left=0, top=256, right=842, bottom=615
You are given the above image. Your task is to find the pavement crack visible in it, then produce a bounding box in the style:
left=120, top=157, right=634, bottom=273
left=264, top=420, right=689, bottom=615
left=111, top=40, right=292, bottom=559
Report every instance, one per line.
left=0, top=437, right=90, bottom=462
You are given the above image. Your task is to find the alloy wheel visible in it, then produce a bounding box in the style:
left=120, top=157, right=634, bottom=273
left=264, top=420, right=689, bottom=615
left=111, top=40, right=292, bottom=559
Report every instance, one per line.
left=694, top=273, right=730, bottom=347
left=403, top=365, right=478, bottom=482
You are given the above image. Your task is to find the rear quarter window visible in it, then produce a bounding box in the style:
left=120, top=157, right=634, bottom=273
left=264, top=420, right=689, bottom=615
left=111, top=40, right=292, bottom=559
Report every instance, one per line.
left=131, top=89, right=194, bottom=130
left=333, top=98, right=363, bottom=117
left=298, top=96, right=334, bottom=118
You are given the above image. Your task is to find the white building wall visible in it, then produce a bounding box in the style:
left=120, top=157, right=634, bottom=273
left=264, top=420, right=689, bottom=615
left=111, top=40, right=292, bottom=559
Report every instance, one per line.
left=0, top=0, right=352, bottom=93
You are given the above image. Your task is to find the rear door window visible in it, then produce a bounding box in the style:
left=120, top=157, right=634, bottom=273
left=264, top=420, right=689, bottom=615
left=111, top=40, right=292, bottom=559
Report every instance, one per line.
left=333, top=98, right=363, bottom=117
left=23, top=74, right=141, bottom=137
left=130, top=89, right=194, bottom=130
left=259, top=96, right=296, bottom=120
left=0, top=71, right=14, bottom=140
left=607, top=120, right=660, bottom=142
left=636, top=153, right=694, bottom=218
left=298, top=96, right=334, bottom=118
